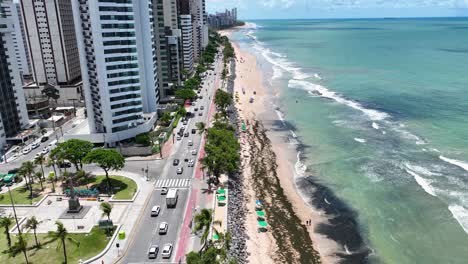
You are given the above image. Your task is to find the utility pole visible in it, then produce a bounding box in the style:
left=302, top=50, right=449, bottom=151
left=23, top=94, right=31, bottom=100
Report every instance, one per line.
left=68, top=98, right=78, bottom=117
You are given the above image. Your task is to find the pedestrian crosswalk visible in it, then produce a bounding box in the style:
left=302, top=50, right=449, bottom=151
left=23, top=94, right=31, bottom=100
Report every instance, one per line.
left=154, top=178, right=191, bottom=189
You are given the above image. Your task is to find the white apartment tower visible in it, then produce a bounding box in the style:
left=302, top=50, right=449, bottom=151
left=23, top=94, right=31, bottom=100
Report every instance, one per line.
left=0, top=17, right=30, bottom=150
left=71, top=0, right=158, bottom=143
left=189, top=0, right=207, bottom=60
left=178, top=0, right=194, bottom=75
left=0, top=1, right=31, bottom=78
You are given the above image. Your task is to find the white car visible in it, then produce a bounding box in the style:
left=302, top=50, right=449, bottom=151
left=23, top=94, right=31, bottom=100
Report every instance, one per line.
left=148, top=245, right=159, bottom=259
left=188, top=140, right=193, bottom=146
left=177, top=135, right=182, bottom=141
left=31, top=142, right=40, bottom=149
left=188, top=159, right=195, bottom=167
left=161, top=243, right=173, bottom=258
left=177, top=167, right=183, bottom=174
left=191, top=149, right=197, bottom=155
left=151, top=206, right=161, bottom=217
left=41, top=147, right=50, bottom=155
left=22, top=147, right=32, bottom=155
left=34, top=153, right=42, bottom=159
left=159, top=222, right=168, bottom=235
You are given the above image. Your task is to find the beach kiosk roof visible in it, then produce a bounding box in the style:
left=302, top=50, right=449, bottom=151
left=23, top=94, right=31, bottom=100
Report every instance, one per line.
left=217, top=196, right=226, bottom=202
left=258, top=221, right=268, bottom=227
left=216, top=188, right=226, bottom=195
left=213, top=234, right=219, bottom=240
left=256, top=211, right=265, bottom=217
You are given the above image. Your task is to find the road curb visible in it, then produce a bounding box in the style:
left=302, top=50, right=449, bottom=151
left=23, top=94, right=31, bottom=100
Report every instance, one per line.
left=83, top=224, right=122, bottom=264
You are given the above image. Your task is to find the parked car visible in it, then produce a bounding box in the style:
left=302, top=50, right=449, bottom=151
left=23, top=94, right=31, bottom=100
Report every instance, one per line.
left=41, top=136, right=49, bottom=142
left=8, top=168, right=20, bottom=174
left=161, top=243, right=173, bottom=259
left=31, top=142, right=40, bottom=149
left=41, top=147, right=50, bottom=155
left=151, top=206, right=161, bottom=217
left=148, top=245, right=159, bottom=259
left=173, top=159, right=180, bottom=166
left=158, top=222, right=168, bottom=235
left=59, top=161, right=72, bottom=168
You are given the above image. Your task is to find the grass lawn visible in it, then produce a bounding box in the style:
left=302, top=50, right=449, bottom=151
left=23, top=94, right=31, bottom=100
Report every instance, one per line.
left=0, top=184, right=44, bottom=205
left=93, top=175, right=137, bottom=200
left=0, top=226, right=111, bottom=264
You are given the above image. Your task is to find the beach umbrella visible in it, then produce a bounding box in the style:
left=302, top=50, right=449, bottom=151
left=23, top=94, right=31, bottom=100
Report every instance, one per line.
left=217, top=188, right=226, bottom=195
left=255, top=200, right=263, bottom=206
left=256, top=211, right=265, bottom=217
left=258, top=221, right=268, bottom=227
left=217, top=196, right=226, bottom=201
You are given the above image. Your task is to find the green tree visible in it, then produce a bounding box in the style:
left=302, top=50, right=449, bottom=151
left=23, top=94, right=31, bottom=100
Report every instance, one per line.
left=214, top=90, right=233, bottom=114
left=193, top=209, right=221, bottom=250
left=181, top=68, right=189, bottom=80
left=84, top=149, right=125, bottom=196
left=13, top=233, right=29, bottom=264
left=41, top=84, right=60, bottom=104
left=175, top=88, right=197, bottom=101
left=100, top=202, right=113, bottom=221
left=184, top=77, right=201, bottom=90
left=46, top=158, right=59, bottom=181
left=47, top=221, right=79, bottom=264
left=159, top=112, right=172, bottom=126
left=34, top=171, right=44, bottom=191
left=25, top=216, right=41, bottom=247
left=178, top=107, right=187, bottom=117
left=0, top=216, right=13, bottom=250
left=47, top=172, right=56, bottom=193
left=20, top=161, right=36, bottom=201
left=196, top=122, right=206, bottom=135
left=35, top=154, right=47, bottom=182
left=50, top=139, right=93, bottom=170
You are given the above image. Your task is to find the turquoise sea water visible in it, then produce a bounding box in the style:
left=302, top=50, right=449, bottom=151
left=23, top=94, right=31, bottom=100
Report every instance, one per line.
left=232, top=18, right=468, bottom=263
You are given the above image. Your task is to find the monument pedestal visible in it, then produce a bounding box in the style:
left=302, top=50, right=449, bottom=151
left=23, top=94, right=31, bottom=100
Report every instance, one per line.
left=67, top=196, right=83, bottom=213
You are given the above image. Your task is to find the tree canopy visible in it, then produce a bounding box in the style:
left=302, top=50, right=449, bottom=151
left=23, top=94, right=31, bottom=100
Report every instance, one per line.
left=175, top=88, right=197, bottom=100
left=50, top=139, right=93, bottom=170
left=84, top=148, right=125, bottom=195
left=214, top=90, right=233, bottom=113
left=184, top=77, right=201, bottom=90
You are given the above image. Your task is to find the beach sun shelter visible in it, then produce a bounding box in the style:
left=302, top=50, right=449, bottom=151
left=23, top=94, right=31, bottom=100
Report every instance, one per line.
left=256, top=211, right=265, bottom=217
left=216, top=188, right=226, bottom=195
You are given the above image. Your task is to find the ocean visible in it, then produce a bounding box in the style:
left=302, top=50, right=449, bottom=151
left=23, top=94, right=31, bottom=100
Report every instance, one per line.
left=231, top=18, right=468, bottom=264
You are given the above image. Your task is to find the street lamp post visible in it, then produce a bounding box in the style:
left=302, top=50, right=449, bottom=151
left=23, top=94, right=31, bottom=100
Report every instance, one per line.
left=156, top=140, right=162, bottom=159
left=8, top=186, right=22, bottom=235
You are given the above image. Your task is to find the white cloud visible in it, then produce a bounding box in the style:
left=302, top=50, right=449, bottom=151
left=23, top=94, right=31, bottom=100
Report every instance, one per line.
left=260, top=0, right=296, bottom=8
left=312, top=0, right=464, bottom=8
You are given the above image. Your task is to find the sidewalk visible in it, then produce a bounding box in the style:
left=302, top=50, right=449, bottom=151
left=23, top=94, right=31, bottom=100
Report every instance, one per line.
left=87, top=170, right=153, bottom=264
left=124, top=134, right=175, bottom=162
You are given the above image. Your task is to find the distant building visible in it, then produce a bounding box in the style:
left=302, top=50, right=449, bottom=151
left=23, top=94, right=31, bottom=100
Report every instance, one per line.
left=0, top=1, right=31, bottom=79
left=20, top=0, right=83, bottom=106
left=70, top=0, right=159, bottom=145
left=208, top=8, right=238, bottom=29
left=190, top=0, right=206, bottom=60
left=0, top=17, right=30, bottom=150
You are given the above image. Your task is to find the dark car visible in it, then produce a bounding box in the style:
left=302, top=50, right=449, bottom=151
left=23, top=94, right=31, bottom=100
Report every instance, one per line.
left=7, top=168, right=21, bottom=174
left=173, top=159, right=180, bottom=166
left=59, top=161, right=72, bottom=168
left=41, top=136, right=49, bottom=142
left=184, top=132, right=189, bottom=137
left=191, top=129, right=196, bottom=134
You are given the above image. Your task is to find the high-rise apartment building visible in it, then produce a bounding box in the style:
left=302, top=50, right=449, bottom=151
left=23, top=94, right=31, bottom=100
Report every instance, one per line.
left=178, top=0, right=194, bottom=76
left=189, top=0, right=207, bottom=61
left=0, top=17, right=30, bottom=150
left=153, top=0, right=182, bottom=98
left=0, top=1, right=31, bottom=78
left=71, top=0, right=158, bottom=144
left=20, top=0, right=83, bottom=106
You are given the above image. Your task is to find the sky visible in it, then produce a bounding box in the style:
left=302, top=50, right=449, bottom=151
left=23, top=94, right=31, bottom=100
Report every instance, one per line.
left=206, top=0, right=468, bottom=19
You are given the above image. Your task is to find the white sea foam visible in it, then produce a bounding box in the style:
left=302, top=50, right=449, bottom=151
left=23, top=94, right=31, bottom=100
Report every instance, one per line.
left=440, top=156, right=468, bottom=172
left=272, top=66, right=283, bottom=80
left=314, top=73, right=322, bottom=80
left=405, top=169, right=437, bottom=197
left=324, top=198, right=331, bottom=205
left=448, top=205, right=468, bottom=234
left=294, top=151, right=307, bottom=177
left=405, top=163, right=437, bottom=176
left=289, top=79, right=389, bottom=121
left=275, top=109, right=285, bottom=124
left=372, top=122, right=380, bottom=130
left=354, top=138, right=367, bottom=143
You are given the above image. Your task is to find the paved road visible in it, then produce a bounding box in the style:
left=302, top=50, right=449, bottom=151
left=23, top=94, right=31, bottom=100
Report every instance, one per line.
left=121, top=53, right=223, bottom=263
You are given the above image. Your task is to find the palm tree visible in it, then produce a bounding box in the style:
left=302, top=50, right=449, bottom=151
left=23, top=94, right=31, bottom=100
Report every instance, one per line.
left=20, top=161, right=36, bottom=201
left=25, top=216, right=41, bottom=247
left=193, top=209, right=221, bottom=251
left=35, top=154, right=47, bottom=182
left=46, top=158, right=59, bottom=180
left=100, top=202, right=113, bottom=221
left=196, top=122, right=206, bottom=135
left=47, top=221, right=79, bottom=264
left=14, top=233, right=29, bottom=264
left=0, top=216, right=14, bottom=249
left=35, top=171, right=44, bottom=191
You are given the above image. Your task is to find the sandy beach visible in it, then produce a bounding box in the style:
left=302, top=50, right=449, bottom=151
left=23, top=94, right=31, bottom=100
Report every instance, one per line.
left=220, top=28, right=342, bottom=263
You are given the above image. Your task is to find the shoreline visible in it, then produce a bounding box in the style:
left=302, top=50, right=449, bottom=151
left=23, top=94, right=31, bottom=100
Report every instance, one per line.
left=221, top=28, right=342, bottom=263
left=221, top=26, right=371, bottom=263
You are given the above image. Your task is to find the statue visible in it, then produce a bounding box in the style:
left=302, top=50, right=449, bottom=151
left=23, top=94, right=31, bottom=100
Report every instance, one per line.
left=67, top=175, right=83, bottom=213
